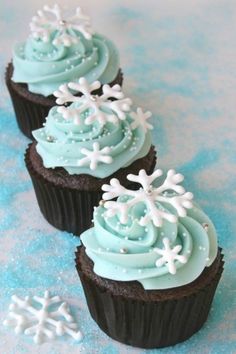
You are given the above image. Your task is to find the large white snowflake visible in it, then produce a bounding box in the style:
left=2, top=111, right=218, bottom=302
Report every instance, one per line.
left=53, top=78, right=132, bottom=126
left=101, top=168, right=193, bottom=227
left=130, top=107, right=153, bottom=133
left=154, top=237, right=187, bottom=274
left=78, top=142, right=113, bottom=170
left=30, top=4, right=93, bottom=46
left=3, top=290, right=82, bottom=345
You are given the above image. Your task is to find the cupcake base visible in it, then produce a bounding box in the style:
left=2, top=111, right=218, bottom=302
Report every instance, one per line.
left=6, top=63, right=124, bottom=140
left=25, top=143, right=156, bottom=236
left=75, top=246, right=224, bottom=349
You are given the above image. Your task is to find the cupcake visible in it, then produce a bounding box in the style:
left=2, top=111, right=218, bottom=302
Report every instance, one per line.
left=25, top=78, right=156, bottom=235
left=6, top=4, right=123, bottom=139
left=75, top=168, right=224, bottom=348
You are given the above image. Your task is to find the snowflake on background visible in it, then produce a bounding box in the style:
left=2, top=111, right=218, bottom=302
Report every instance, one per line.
left=54, top=78, right=132, bottom=126
left=30, top=4, right=93, bottom=46
left=3, top=291, right=82, bottom=345
left=101, top=168, right=193, bottom=227
left=78, top=142, right=113, bottom=170
left=154, top=237, right=187, bottom=274
left=130, top=107, right=153, bottom=132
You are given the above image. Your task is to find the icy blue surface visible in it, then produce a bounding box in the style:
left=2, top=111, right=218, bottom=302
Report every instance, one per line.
left=0, top=1, right=235, bottom=353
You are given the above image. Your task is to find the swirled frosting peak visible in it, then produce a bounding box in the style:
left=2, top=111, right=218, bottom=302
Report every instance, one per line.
left=12, top=4, right=120, bottom=96
left=81, top=168, right=218, bottom=290
left=33, top=78, right=153, bottom=177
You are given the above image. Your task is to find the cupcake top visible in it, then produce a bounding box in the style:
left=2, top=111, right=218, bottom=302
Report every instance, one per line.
left=12, top=4, right=120, bottom=96
left=33, top=78, right=153, bottom=178
left=81, top=168, right=218, bottom=290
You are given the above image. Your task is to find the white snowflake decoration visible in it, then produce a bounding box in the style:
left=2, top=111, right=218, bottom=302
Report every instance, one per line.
left=101, top=168, right=193, bottom=227
left=154, top=237, right=187, bottom=274
left=3, top=290, right=82, bottom=345
left=30, top=4, right=93, bottom=46
left=78, top=142, right=113, bottom=170
left=53, top=78, right=132, bottom=126
left=130, top=107, right=153, bottom=133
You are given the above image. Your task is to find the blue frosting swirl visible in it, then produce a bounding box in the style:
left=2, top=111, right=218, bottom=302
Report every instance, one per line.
left=81, top=202, right=218, bottom=290
left=33, top=104, right=152, bottom=178
left=12, top=32, right=120, bottom=96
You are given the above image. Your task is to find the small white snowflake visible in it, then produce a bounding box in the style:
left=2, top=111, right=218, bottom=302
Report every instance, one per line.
left=154, top=238, right=187, bottom=274
left=130, top=107, right=153, bottom=133
left=53, top=78, right=132, bottom=127
left=102, top=168, right=193, bottom=227
left=78, top=142, right=113, bottom=170
left=30, top=4, right=93, bottom=47
left=3, top=290, right=82, bottom=345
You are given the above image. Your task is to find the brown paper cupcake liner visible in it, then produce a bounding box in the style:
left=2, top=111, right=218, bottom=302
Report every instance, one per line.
left=25, top=144, right=156, bottom=236
left=75, top=246, right=224, bottom=349
left=6, top=62, right=124, bottom=140
left=25, top=151, right=102, bottom=235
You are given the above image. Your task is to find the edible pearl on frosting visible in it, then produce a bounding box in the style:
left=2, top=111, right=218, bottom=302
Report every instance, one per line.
left=202, top=223, right=209, bottom=231
left=46, top=136, right=55, bottom=142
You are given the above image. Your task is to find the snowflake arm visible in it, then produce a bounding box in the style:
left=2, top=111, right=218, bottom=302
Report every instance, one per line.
left=54, top=84, right=81, bottom=105
left=127, top=169, right=163, bottom=191
left=57, top=106, right=82, bottom=125
left=77, top=142, right=113, bottom=170
left=130, top=107, right=153, bottom=132
left=3, top=291, right=82, bottom=344
left=30, top=5, right=93, bottom=46
left=68, top=79, right=101, bottom=98
left=154, top=238, right=187, bottom=274
left=101, top=168, right=194, bottom=227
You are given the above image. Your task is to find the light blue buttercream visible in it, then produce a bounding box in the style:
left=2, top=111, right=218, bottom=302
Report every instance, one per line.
left=12, top=32, right=120, bottom=96
left=81, top=202, right=218, bottom=290
left=32, top=105, right=152, bottom=178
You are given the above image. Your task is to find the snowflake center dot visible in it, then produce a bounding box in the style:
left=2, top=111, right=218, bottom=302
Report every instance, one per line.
left=90, top=95, right=97, bottom=102
left=59, top=20, right=67, bottom=26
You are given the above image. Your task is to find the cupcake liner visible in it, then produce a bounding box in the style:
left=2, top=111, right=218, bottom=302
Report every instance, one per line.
left=25, top=150, right=102, bottom=235
left=5, top=63, right=55, bottom=140
left=25, top=143, right=155, bottom=236
left=75, top=247, right=224, bottom=349
left=6, top=62, right=124, bottom=140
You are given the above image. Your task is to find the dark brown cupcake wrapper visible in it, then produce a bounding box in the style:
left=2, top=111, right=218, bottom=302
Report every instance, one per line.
left=25, top=150, right=102, bottom=235
left=6, top=62, right=124, bottom=140
left=75, top=247, right=224, bottom=348
left=25, top=145, right=156, bottom=236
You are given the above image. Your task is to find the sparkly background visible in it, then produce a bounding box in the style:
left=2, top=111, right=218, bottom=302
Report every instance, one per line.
left=0, top=1, right=235, bottom=353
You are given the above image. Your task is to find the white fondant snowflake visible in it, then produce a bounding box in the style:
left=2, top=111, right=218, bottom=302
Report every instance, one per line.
left=130, top=107, right=153, bottom=133
left=53, top=78, right=132, bottom=126
left=3, top=290, right=82, bottom=345
left=102, top=168, right=193, bottom=227
left=154, top=237, right=187, bottom=274
left=30, top=4, right=93, bottom=46
left=78, top=142, right=113, bottom=170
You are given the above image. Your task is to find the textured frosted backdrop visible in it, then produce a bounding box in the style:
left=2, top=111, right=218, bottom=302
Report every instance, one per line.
left=0, top=0, right=235, bottom=353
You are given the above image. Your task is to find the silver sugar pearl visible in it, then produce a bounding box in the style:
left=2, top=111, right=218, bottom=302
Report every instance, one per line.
left=120, top=248, right=128, bottom=254
left=46, top=135, right=54, bottom=142
left=99, top=200, right=105, bottom=206
left=90, top=95, right=97, bottom=102
left=145, top=187, right=153, bottom=195
left=59, top=20, right=67, bottom=26
left=202, top=223, right=209, bottom=231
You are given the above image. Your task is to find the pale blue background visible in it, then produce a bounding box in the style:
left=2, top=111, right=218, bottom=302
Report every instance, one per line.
left=0, top=1, right=235, bottom=353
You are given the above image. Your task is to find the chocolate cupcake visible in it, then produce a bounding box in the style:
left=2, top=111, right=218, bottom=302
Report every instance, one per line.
left=25, top=78, right=156, bottom=235
left=75, top=168, right=223, bottom=348
left=6, top=4, right=123, bottom=139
